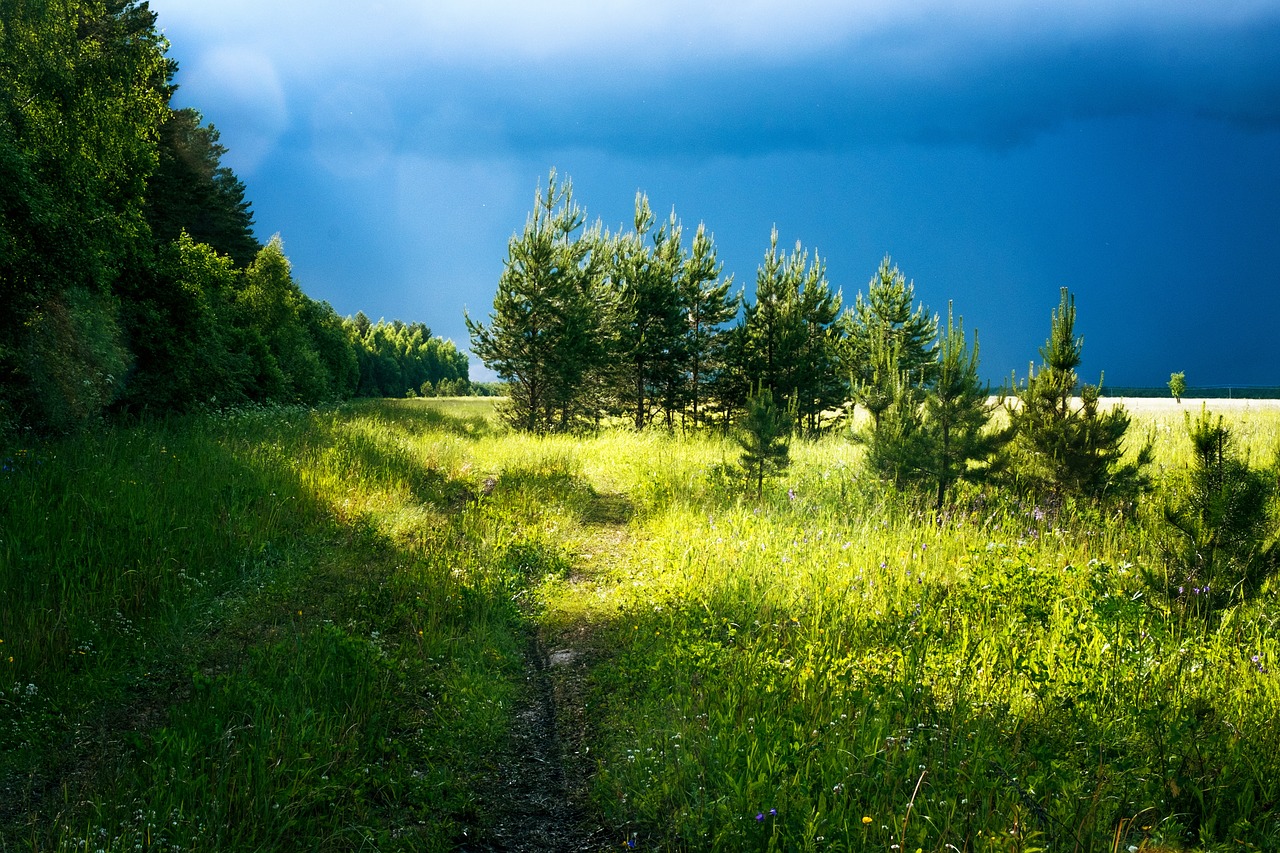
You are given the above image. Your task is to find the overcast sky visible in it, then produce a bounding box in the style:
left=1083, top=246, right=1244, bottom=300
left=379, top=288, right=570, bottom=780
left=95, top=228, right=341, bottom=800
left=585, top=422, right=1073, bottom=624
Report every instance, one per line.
left=154, top=1, right=1280, bottom=387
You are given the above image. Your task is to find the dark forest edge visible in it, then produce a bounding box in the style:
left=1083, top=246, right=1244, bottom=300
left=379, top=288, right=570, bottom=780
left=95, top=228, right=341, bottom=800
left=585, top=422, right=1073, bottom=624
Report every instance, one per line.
left=0, top=0, right=473, bottom=438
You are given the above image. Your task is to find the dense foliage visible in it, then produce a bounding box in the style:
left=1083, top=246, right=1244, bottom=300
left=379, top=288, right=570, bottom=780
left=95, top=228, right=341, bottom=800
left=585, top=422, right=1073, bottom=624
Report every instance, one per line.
left=0, top=0, right=466, bottom=435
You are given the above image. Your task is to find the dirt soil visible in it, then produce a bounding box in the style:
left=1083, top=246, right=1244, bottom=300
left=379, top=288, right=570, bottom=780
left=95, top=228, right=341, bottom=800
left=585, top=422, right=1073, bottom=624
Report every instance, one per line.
left=462, top=632, right=611, bottom=852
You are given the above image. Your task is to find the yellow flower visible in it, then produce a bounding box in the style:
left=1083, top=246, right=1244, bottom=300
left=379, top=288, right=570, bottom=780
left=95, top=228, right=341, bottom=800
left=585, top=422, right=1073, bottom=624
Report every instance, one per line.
left=861, top=816, right=872, bottom=825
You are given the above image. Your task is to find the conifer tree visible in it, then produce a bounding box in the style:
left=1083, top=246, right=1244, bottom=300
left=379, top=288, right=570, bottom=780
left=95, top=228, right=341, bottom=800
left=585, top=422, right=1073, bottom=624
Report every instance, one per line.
left=738, top=230, right=841, bottom=433
left=844, top=256, right=938, bottom=402
left=1145, top=407, right=1280, bottom=620
left=856, top=306, right=1009, bottom=512
left=1007, top=288, right=1149, bottom=503
left=145, top=108, right=261, bottom=267
left=467, top=170, right=606, bottom=432
left=680, top=223, right=737, bottom=428
left=737, top=386, right=792, bottom=500
left=920, top=307, right=1008, bottom=511
left=856, top=354, right=927, bottom=491
left=608, top=194, right=687, bottom=429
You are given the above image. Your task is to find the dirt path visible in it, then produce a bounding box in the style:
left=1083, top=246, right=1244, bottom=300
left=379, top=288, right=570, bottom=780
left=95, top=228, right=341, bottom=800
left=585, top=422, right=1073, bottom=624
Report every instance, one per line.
left=463, top=633, right=606, bottom=852
left=464, top=490, right=635, bottom=852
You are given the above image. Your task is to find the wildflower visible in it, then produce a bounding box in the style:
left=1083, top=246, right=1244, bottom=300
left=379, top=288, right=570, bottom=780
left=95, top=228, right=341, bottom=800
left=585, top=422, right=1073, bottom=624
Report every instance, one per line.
left=756, top=813, right=765, bottom=822
left=787, top=488, right=797, bottom=501
left=769, top=809, right=777, bottom=816
left=862, top=816, right=873, bottom=825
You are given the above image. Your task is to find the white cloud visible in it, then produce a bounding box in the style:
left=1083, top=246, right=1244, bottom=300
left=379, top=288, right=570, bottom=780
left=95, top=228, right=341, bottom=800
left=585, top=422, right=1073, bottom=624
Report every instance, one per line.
left=155, top=0, right=1280, bottom=76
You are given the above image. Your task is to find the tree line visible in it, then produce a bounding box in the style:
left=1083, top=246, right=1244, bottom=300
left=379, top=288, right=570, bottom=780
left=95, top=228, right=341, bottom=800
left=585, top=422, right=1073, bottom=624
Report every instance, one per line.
left=469, top=171, right=1152, bottom=511
left=0, top=0, right=467, bottom=435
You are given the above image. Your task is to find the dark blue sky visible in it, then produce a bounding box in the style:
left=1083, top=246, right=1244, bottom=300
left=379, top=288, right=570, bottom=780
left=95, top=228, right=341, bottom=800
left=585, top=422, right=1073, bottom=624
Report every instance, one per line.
left=155, top=1, right=1280, bottom=386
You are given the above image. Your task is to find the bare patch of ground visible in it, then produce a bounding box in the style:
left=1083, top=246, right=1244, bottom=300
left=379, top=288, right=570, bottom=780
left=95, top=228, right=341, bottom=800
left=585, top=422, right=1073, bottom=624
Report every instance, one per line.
left=463, top=632, right=609, bottom=852
left=466, top=491, right=635, bottom=852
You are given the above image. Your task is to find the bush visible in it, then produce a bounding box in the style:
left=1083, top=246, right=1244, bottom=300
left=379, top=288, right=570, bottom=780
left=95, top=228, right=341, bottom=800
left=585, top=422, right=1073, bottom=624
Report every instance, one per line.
left=1145, top=406, right=1280, bottom=619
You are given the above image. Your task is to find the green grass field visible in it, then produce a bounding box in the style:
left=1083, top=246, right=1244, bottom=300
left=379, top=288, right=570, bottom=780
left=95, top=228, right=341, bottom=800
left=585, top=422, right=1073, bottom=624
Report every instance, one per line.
left=2, top=398, right=1278, bottom=851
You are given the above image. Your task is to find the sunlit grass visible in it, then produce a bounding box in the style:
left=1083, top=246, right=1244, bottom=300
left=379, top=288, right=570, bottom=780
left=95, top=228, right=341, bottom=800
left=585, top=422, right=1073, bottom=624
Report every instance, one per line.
left=535, top=406, right=1280, bottom=852
left=3, top=399, right=1278, bottom=851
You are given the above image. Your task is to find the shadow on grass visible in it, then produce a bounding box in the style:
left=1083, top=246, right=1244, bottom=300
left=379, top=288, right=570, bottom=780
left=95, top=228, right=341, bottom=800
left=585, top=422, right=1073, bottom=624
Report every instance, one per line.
left=0, top=400, right=600, bottom=852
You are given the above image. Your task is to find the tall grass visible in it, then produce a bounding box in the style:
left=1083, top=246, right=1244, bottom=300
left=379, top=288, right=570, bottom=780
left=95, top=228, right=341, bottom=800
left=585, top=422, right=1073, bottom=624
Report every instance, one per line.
left=535, top=410, right=1280, bottom=852
left=4, top=400, right=1277, bottom=851
left=1, top=400, right=586, bottom=850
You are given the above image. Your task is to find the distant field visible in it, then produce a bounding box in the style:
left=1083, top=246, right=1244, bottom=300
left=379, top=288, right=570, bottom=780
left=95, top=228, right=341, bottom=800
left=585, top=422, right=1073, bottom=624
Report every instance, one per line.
left=1106, top=396, right=1280, bottom=413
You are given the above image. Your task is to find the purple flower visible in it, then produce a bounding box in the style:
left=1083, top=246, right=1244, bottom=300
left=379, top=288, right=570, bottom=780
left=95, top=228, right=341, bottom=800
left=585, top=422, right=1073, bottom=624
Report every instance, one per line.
left=769, top=809, right=777, bottom=816
left=756, top=812, right=765, bottom=822
left=787, top=488, right=797, bottom=502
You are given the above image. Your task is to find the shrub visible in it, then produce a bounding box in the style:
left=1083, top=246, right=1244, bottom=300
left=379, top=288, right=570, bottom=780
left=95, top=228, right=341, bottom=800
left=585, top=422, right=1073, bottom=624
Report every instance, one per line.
left=1145, top=406, right=1280, bottom=619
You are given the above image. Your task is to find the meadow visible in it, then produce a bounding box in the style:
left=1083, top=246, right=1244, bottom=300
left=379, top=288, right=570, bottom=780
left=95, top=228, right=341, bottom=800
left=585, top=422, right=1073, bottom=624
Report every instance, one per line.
left=2, top=398, right=1278, bottom=851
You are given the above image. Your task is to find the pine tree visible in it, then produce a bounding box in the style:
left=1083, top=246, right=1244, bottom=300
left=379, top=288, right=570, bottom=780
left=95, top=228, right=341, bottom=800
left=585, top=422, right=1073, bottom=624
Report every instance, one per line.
left=844, top=256, right=938, bottom=401
left=608, top=194, right=687, bottom=429
left=738, top=229, right=841, bottom=433
left=1008, top=288, right=1149, bottom=503
left=920, top=307, right=1008, bottom=512
left=1145, top=407, right=1280, bottom=620
left=466, top=170, right=606, bottom=432
left=737, top=386, right=792, bottom=500
left=145, top=108, right=261, bottom=267
left=856, top=305, right=1009, bottom=512
left=856, top=356, right=928, bottom=491
left=680, top=223, right=737, bottom=428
